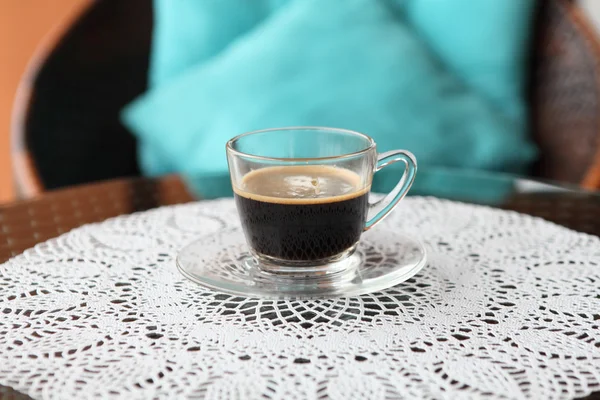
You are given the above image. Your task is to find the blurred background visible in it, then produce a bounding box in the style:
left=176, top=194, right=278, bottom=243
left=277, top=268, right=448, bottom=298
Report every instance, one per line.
left=582, top=0, right=600, bottom=27
left=0, top=0, right=83, bottom=202
left=2, top=0, right=600, bottom=204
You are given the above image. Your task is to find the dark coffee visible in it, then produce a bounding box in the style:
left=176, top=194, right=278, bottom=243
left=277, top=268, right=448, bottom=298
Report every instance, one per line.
left=233, top=166, right=369, bottom=261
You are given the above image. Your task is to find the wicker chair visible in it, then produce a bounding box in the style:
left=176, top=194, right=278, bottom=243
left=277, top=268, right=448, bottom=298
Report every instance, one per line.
left=11, top=0, right=600, bottom=198
left=11, top=0, right=150, bottom=198
left=530, top=0, right=600, bottom=187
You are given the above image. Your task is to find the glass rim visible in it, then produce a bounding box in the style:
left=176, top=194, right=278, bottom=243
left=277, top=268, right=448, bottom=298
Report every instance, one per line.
left=225, top=126, right=376, bottom=162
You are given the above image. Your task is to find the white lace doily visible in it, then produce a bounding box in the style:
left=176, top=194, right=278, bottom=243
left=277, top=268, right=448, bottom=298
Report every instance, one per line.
left=0, top=197, right=599, bottom=400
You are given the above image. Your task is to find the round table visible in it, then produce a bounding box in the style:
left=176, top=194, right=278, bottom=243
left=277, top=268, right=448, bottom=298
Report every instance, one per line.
left=0, top=168, right=598, bottom=400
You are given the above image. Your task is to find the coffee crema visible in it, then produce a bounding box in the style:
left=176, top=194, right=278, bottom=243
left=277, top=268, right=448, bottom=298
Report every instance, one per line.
left=233, top=166, right=370, bottom=261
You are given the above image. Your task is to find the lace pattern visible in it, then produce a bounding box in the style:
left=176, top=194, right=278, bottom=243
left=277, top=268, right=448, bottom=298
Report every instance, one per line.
left=0, top=197, right=599, bottom=399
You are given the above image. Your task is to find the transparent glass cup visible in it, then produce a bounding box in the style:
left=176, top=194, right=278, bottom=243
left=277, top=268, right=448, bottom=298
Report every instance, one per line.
left=226, top=127, right=417, bottom=277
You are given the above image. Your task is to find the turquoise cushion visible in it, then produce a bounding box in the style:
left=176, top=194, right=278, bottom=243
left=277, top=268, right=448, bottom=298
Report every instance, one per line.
left=123, top=0, right=537, bottom=198
left=403, top=0, right=536, bottom=117
left=150, top=0, right=290, bottom=87
left=140, top=0, right=290, bottom=174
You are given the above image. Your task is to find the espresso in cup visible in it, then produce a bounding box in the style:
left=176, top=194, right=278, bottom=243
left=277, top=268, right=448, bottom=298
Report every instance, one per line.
left=227, top=127, right=416, bottom=275
left=233, top=165, right=369, bottom=261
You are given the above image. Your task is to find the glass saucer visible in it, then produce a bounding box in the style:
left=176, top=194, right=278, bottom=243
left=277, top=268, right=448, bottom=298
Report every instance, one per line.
left=176, top=227, right=427, bottom=299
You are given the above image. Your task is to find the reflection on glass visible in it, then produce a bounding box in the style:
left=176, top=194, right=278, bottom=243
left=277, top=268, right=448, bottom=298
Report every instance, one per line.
left=375, top=166, right=514, bottom=206
left=182, top=172, right=232, bottom=199
left=183, top=166, right=596, bottom=208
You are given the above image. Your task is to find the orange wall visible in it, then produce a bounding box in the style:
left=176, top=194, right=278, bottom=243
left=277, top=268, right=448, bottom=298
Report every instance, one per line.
left=0, top=0, right=85, bottom=203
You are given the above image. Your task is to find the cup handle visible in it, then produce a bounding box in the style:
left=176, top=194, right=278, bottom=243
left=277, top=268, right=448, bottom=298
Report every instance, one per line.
left=365, top=150, right=417, bottom=231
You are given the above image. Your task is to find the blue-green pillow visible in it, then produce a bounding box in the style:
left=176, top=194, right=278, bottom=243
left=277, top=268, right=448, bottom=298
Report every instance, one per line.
left=123, top=0, right=537, bottom=197
left=403, top=0, right=536, bottom=117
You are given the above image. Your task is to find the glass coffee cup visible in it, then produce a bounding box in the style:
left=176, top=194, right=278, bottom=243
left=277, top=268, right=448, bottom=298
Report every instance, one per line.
left=226, top=127, right=416, bottom=276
